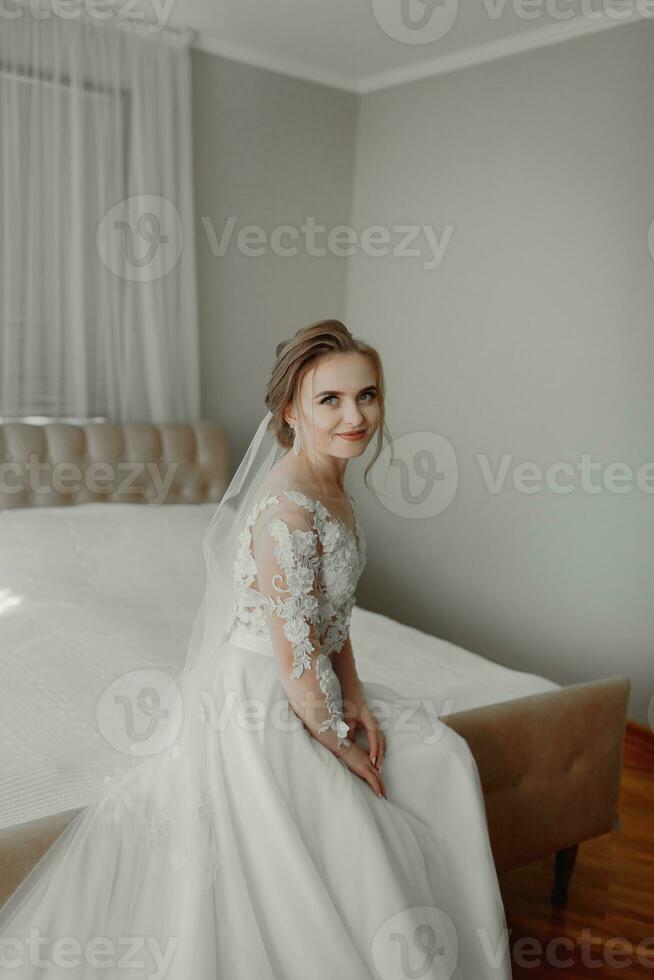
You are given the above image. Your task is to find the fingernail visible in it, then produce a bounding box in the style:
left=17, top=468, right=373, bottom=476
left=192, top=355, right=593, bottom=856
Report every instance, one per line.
left=371, top=756, right=376, bottom=766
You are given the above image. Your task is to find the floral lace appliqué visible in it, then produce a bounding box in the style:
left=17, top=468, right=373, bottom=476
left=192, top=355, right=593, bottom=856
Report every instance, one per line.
left=230, top=487, right=366, bottom=749
left=265, top=517, right=350, bottom=748
left=315, top=653, right=351, bottom=744
left=267, top=517, right=321, bottom=678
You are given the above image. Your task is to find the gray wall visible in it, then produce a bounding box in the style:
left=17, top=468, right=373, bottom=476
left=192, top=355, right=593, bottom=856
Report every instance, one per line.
left=345, top=20, right=653, bottom=724
left=191, top=51, right=358, bottom=462
left=191, top=23, right=653, bottom=723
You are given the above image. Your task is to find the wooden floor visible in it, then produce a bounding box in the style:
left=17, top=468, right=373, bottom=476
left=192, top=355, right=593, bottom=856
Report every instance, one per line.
left=498, top=721, right=654, bottom=979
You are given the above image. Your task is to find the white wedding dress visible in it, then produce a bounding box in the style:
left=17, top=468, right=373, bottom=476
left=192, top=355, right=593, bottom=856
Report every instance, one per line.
left=0, top=485, right=513, bottom=980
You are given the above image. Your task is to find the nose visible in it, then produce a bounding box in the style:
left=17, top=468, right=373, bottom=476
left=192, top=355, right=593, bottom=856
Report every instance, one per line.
left=343, top=402, right=365, bottom=426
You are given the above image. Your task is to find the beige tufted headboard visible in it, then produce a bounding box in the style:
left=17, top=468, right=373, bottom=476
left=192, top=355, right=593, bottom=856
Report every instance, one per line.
left=0, top=420, right=230, bottom=508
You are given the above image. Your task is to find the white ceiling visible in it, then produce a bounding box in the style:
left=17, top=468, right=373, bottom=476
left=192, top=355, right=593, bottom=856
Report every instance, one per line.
left=153, top=0, right=646, bottom=92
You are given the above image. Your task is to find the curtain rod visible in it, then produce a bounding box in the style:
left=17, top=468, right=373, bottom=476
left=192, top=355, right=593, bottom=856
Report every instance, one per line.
left=0, top=66, right=122, bottom=97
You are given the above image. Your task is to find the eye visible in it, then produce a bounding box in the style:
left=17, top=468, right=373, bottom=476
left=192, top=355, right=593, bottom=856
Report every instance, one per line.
left=320, top=390, right=377, bottom=406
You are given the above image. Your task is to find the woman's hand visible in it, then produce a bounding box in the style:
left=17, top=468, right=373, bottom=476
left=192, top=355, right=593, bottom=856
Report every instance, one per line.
left=335, top=740, right=387, bottom=799
left=342, top=697, right=386, bottom=778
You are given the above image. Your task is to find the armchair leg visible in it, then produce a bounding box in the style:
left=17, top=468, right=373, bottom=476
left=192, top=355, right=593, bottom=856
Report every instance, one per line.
left=550, top=844, right=578, bottom=907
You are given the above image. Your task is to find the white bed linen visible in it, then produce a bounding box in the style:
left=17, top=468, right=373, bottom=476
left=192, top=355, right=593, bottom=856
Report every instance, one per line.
left=0, top=503, right=558, bottom=829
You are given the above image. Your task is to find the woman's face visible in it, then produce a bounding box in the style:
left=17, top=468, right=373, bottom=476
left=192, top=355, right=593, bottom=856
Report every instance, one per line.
left=291, top=352, right=380, bottom=459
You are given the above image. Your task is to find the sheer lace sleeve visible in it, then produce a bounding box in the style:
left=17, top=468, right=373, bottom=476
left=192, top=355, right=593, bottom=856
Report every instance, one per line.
left=251, top=505, right=352, bottom=752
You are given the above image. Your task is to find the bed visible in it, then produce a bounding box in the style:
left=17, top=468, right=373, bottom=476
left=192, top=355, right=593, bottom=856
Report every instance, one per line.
left=0, top=420, right=630, bottom=909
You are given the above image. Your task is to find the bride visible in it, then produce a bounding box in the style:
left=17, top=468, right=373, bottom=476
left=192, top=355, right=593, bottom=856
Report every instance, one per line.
left=0, top=320, right=513, bottom=979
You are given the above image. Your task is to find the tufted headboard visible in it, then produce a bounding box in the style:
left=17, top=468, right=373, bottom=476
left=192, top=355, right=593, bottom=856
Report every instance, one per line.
left=0, top=420, right=230, bottom=508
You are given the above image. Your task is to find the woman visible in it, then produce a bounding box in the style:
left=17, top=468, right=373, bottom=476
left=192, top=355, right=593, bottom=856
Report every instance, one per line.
left=0, top=320, right=512, bottom=979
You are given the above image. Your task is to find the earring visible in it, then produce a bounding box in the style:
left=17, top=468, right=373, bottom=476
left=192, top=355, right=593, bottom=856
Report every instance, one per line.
left=292, top=425, right=301, bottom=456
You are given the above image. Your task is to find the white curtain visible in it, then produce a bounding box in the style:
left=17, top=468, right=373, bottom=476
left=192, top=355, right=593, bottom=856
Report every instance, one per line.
left=0, top=11, right=200, bottom=422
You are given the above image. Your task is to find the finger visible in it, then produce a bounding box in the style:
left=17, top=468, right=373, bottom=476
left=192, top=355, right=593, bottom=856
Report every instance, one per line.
left=371, top=732, right=386, bottom=772
left=368, top=730, right=381, bottom=768
left=376, top=733, right=386, bottom=771
left=366, top=763, right=386, bottom=800
left=365, top=768, right=384, bottom=799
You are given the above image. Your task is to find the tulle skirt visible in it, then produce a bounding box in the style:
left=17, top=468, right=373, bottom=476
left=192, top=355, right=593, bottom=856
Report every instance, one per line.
left=0, top=641, right=513, bottom=979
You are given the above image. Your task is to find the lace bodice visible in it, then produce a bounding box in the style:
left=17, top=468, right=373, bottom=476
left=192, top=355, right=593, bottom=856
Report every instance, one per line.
left=227, top=487, right=367, bottom=748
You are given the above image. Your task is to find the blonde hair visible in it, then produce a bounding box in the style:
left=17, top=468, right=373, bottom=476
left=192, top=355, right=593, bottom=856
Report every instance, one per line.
left=264, top=319, right=388, bottom=490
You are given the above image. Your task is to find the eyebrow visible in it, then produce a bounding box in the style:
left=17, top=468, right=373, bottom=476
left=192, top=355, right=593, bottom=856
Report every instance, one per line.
left=314, top=384, right=377, bottom=399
